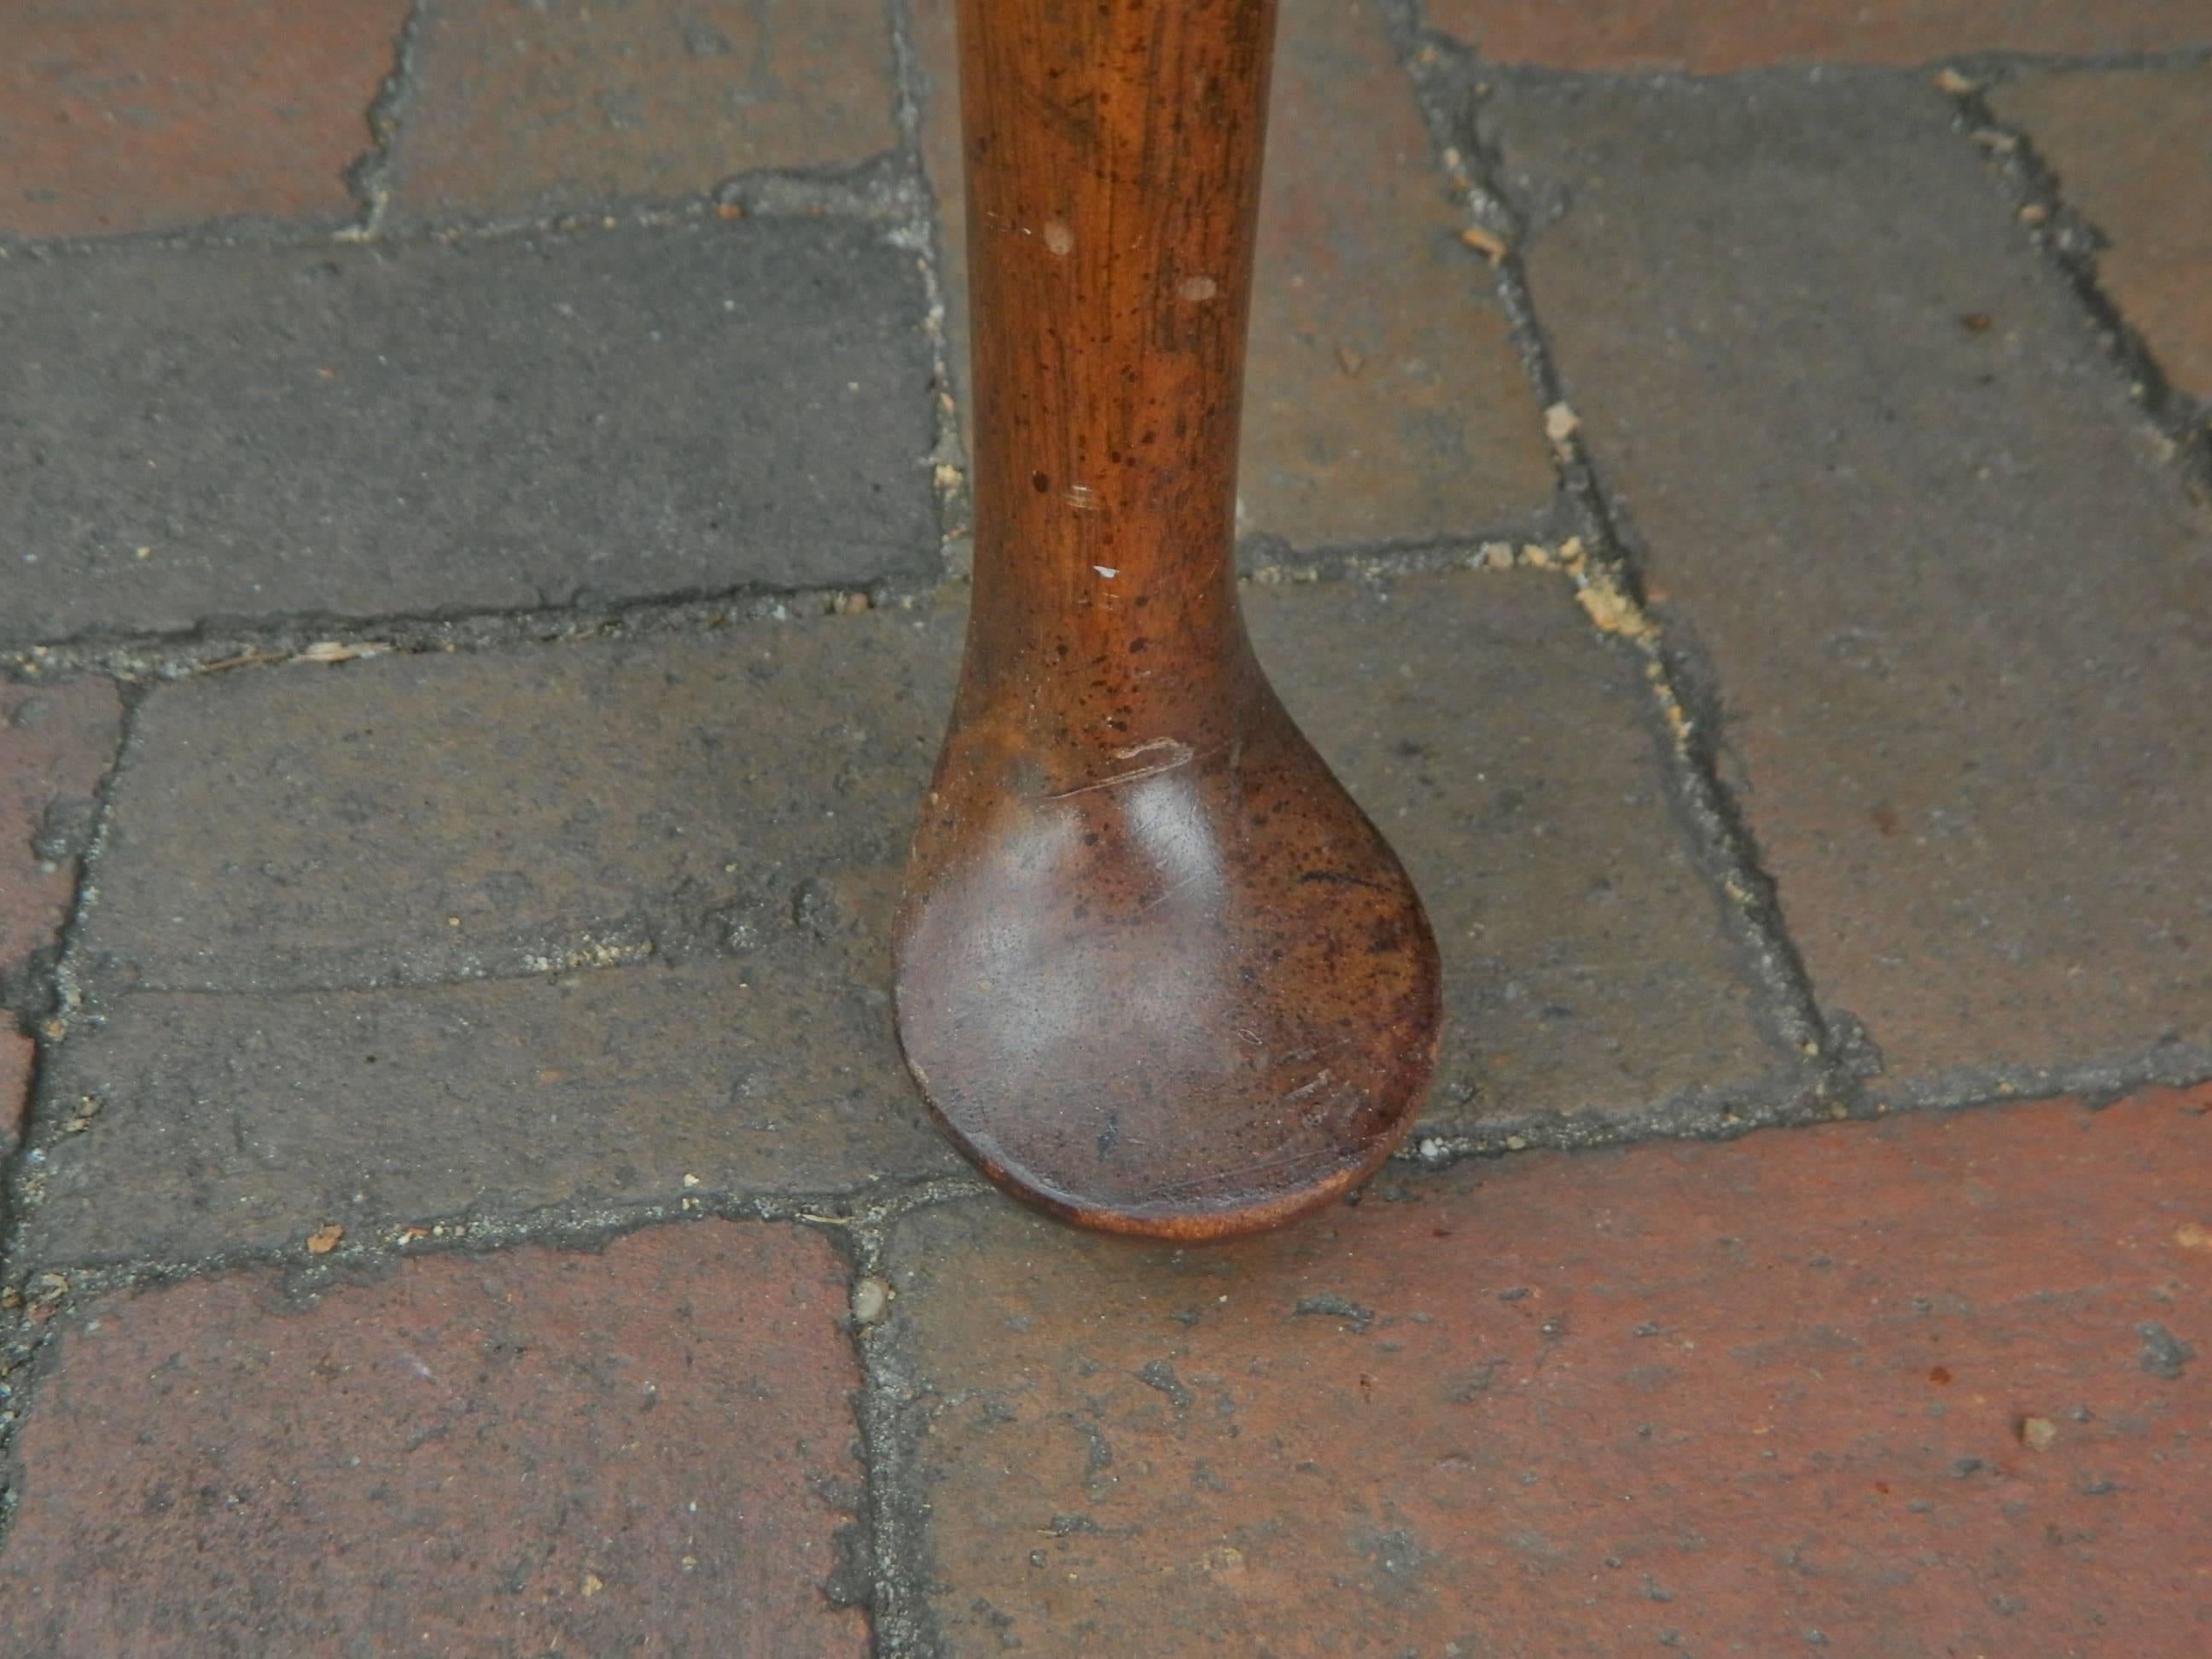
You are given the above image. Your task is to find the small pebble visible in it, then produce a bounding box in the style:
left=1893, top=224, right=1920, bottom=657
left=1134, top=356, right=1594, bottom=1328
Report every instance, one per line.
left=853, top=1277, right=892, bottom=1325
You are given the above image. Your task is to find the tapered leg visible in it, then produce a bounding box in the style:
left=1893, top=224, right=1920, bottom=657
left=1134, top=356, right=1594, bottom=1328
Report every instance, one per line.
left=894, top=0, right=1441, bottom=1239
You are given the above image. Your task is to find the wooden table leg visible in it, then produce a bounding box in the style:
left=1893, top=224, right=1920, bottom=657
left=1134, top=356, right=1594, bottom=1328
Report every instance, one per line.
left=894, top=0, right=1441, bottom=1239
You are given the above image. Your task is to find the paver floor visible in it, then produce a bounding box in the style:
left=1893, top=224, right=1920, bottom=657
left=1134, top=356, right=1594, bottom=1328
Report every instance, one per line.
left=2, top=1, right=2208, bottom=1653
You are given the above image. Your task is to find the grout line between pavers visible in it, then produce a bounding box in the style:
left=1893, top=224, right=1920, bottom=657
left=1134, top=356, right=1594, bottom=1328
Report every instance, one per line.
left=1930, top=67, right=2212, bottom=499
left=5, top=1171, right=991, bottom=1315
left=882, top=0, right=974, bottom=578
left=1399, top=1061, right=1825, bottom=1167
left=3, top=682, right=143, bottom=1160
left=1386, top=40, right=2212, bottom=90
left=1397, top=1040, right=2212, bottom=1173
left=1, top=683, right=145, bottom=1321
left=340, top=0, right=429, bottom=240
left=0, top=531, right=1549, bottom=688
left=0, top=679, right=143, bottom=1556
left=1380, top=0, right=1845, bottom=1095
left=0, top=154, right=918, bottom=266
left=841, top=1209, right=930, bottom=1656
left=1853, top=1041, right=2212, bottom=1119
left=1894, top=42, right=2212, bottom=79
left=0, top=578, right=929, bottom=686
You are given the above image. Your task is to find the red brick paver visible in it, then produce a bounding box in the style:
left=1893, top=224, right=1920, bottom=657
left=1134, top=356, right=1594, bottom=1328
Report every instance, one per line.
left=1427, top=0, right=2212, bottom=73
left=0, top=0, right=407, bottom=240
left=1993, top=62, right=2212, bottom=402
left=888, top=1085, right=2210, bottom=1653
left=0, top=678, right=122, bottom=979
left=917, top=0, right=1554, bottom=548
left=0, top=1220, right=868, bottom=1655
left=387, top=0, right=899, bottom=225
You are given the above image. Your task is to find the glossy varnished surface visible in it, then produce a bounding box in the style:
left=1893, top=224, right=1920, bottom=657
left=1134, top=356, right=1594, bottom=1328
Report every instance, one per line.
left=894, top=0, right=1441, bottom=1238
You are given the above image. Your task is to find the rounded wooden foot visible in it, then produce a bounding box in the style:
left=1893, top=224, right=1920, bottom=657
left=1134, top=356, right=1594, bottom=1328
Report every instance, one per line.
left=896, top=655, right=1441, bottom=1241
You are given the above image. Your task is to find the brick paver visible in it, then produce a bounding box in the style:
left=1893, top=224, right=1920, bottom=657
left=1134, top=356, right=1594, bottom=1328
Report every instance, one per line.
left=0, top=0, right=406, bottom=241
left=77, top=607, right=960, bottom=994
left=917, top=0, right=1555, bottom=550
left=30, top=570, right=1778, bottom=1265
left=884, top=1083, right=2210, bottom=1654
left=31, top=604, right=971, bottom=1264
left=1487, top=73, right=2212, bottom=1091
left=0, top=1220, right=868, bottom=1655
left=0, top=218, right=934, bottom=648
left=0, top=678, right=123, bottom=984
left=1238, top=0, right=1555, bottom=545
left=23, top=958, right=960, bottom=1268
left=387, top=0, right=899, bottom=227
left=1992, top=62, right=2212, bottom=404
left=1427, top=0, right=2212, bottom=73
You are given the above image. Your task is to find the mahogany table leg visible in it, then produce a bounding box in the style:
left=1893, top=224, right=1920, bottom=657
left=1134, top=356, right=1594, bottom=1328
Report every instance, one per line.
left=894, top=0, right=1441, bottom=1239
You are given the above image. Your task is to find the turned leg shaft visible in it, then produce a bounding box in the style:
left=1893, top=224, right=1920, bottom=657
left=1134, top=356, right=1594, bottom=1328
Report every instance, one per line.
left=958, top=0, right=1277, bottom=712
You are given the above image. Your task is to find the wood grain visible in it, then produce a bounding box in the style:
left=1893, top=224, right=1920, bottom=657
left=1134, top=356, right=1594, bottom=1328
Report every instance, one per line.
left=894, top=0, right=1441, bottom=1238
